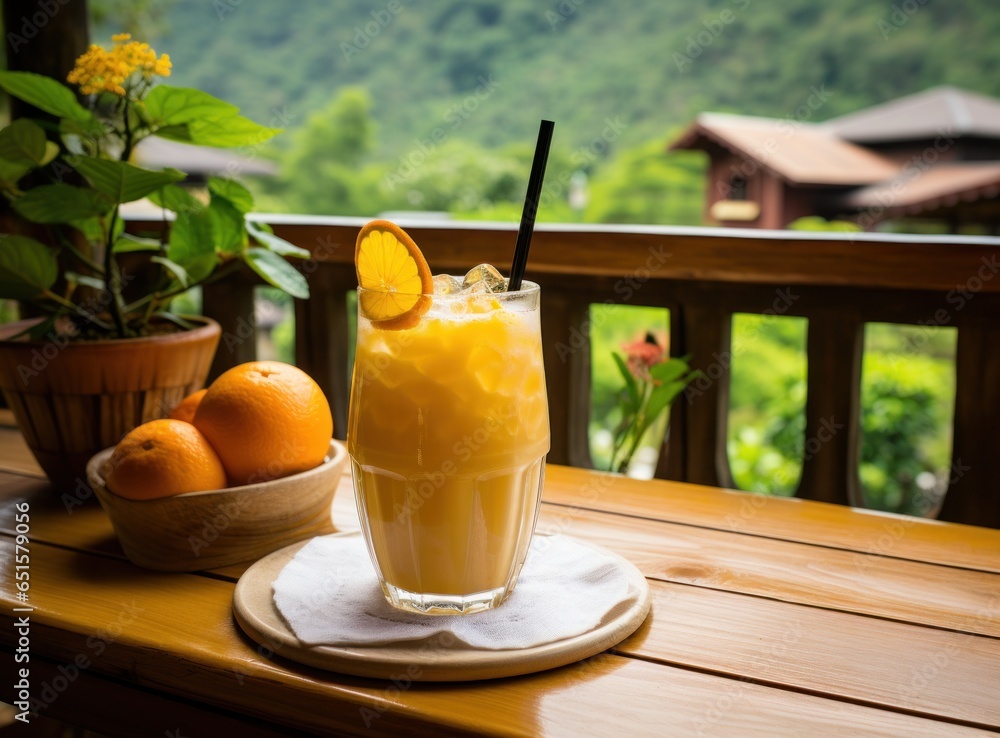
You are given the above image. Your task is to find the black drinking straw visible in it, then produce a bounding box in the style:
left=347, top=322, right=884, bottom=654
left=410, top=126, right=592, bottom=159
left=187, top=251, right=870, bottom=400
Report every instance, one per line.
left=508, top=119, right=555, bottom=292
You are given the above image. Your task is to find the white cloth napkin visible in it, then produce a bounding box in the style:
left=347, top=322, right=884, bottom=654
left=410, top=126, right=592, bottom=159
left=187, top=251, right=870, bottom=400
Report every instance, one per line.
left=272, top=532, right=639, bottom=651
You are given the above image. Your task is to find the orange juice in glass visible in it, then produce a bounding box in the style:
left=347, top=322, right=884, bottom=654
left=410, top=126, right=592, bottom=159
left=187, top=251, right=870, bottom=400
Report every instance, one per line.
left=348, top=278, right=549, bottom=615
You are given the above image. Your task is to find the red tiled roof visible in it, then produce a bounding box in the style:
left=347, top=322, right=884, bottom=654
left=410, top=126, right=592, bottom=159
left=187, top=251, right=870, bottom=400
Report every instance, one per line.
left=842, top=162, right=1000, bottom=216
left=669, top=113, right=899, bottom=186
left=823, top=86, right=1000, bottom=143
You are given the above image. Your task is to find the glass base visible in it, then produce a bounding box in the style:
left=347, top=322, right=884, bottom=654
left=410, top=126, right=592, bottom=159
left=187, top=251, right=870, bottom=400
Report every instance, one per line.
left=381, top=582, right=509, bottom=616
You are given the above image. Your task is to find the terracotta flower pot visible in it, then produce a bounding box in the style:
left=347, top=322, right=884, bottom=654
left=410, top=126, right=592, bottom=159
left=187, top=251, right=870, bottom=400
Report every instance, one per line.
left=0, top=317, right=221, bottom=490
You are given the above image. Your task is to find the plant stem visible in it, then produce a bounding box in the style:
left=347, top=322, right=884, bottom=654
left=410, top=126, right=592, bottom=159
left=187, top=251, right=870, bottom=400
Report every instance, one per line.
left=39, top=290, right=113, bottom=331
left=55, top=228, right=104, bottom=274
left=609, top=415, right=637, bottom=473
left=121, top=96, right=135, bottom=162
left=141, top=295, right=157, bottom=326
left=611, top=381, right=653, bottom=474
left=616, top=411, right=648, bottom=475
left=123, top=259, right=242, bottom=315
left=103, top=208, right=127, bottom=338
left=101, top=97, right=138, bottom=338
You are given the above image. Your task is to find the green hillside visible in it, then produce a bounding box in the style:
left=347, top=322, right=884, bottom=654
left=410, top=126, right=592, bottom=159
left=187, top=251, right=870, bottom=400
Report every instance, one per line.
left=91, top=1, right=984, bottom=513
left=140, top=0, right=1000, bottom=159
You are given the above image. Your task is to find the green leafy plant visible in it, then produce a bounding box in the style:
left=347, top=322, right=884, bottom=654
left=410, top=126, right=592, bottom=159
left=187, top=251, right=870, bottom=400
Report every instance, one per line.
left=0, top=33, right=310, bottom=340
left=608, top=333, right=699, bottom=474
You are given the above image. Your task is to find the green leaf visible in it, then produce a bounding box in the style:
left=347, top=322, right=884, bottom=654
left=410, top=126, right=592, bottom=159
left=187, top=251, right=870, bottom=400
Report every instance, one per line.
left=151, top=255, right=190, bottom=287
left=0, top=119, right=54, bottom=184
left=635, top=375, right=698, bottom=443
left=26, top=316, right=57, bottom=341
left=0, top=119, right=48, bottom=165
left=612, top=352, right=640, bottom=410
left=66, top=270, right=106, bottom=290
left=12, top=183, right=111, bottom=223
left=186, top=114, right=281, bottom=148
left=59, top=115, right=106, bottom=143
left=245, top=247, right=309, bottom=299
left=208, top=177, right=254, bottom=213
left=168, top=212, right=215, bottom=260
left=144, top=86, right=239, bottom=127
left=147, top=183, right=205, bottom=214
left=179, top=254, right=218, bottom=285
left=207, top=198, right=247, bottom=255
left=246, top=219, right=310, bottom=258
left=0, top=234, right=58, bottom=299
left=144, top=86, right=280, bottom=148
left=611, top=415, right=633, bottom=452
left=645, top=380, right=687, bottom=426
left=156, top=311, right=199, bottom=331
left=40, top=141, right=59, bottom=166
left=167, top=211, right=218, bottom=284
left=72, top=157, right=185, bottom=203
left=149, top=124, right=192, bottom=143
left=113, top=233, right=162, bottom=253
left=69, top=216, right=109, bottom=244
left=0, top=157, right=34, bottom=184
left=650, top=358, right=693, bottom=385
left=0, top=71, right=95, bottom=127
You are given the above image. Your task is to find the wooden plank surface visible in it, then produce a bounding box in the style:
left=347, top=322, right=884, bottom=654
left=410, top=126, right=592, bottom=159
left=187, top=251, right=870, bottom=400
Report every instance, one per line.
left=1, top=653, right=297, bottom=738
left=5, top=424, right=996, bottom=576
left=619, top=581, right=1000, bottom=729
left=539, top=466, right=1000, bottom=573
left=1, top=538, right=994, bottom=737
left=2, top=424, right=1000, bottom=734
left=3, top=469, right=998, bottom=641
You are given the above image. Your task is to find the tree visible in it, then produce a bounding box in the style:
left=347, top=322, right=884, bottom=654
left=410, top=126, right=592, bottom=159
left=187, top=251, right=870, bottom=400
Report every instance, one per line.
left=279, top=87, right=383, bottom=216
left=584, top=139, right=706, bottom=226
left=379, top=139, right=526, bottom=213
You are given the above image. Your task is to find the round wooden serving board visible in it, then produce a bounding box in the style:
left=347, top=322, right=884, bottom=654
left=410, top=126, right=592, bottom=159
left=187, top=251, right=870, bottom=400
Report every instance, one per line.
left=232, top=532, right=651, bottom=681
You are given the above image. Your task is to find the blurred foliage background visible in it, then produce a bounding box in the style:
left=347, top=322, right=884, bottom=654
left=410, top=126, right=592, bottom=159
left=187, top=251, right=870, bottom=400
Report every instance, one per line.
left=44, top=0, right=982, bottom=515
left=85, top=0, right=999, bottom=229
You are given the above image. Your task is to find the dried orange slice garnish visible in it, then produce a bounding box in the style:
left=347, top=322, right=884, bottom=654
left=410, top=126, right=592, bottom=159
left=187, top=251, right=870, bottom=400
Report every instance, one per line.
left=355, top=220, right=434, bottom=330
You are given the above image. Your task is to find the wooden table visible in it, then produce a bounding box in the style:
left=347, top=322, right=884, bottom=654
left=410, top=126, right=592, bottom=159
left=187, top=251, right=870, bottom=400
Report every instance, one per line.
left=1, top=419, right=998, bottom=737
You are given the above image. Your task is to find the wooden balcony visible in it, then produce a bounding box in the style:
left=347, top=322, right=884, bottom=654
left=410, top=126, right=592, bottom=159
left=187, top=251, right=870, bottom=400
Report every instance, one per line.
left=127, top=216, right=1000, bottom=528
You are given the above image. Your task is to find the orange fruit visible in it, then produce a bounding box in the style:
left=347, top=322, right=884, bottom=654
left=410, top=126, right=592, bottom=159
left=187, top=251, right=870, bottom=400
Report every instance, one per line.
left=105, top=419, right=227, bottom=500
left=168, top=388, right=207, bottom=424
left=355, top=220, right=433, bottom=330
left=192, top=361, right=333, bottom=486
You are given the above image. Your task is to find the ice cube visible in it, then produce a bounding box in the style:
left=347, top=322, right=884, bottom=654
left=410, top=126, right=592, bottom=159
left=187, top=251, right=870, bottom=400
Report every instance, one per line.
left=432, top=274, right=462, bottom=295
left=462, top=263, right=506, bottom=293
left=464, top=280, right=494, bottom=295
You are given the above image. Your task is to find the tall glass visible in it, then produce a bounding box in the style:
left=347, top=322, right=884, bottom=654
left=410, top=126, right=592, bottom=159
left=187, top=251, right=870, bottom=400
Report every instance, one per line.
left=348, top=281, right=549, bottom=615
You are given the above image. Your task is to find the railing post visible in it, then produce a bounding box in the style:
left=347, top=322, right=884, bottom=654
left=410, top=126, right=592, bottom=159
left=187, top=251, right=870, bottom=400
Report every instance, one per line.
left=540, top=289, right=593, bottom=468
left=202, top=270, right=257, bottom=382
left=797, top=313, right=863, bottom=506
left=294, top=266, right=353, bottom=441
left=666, top=301, right=734, bottom=488
left=939, top=323, right=1000, bottom=527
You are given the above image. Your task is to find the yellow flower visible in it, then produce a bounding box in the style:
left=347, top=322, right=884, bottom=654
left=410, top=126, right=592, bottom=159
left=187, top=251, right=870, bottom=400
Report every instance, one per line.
left=67, top=33, right=171, bottom=97
left=153, top=54, right=172, bottom=77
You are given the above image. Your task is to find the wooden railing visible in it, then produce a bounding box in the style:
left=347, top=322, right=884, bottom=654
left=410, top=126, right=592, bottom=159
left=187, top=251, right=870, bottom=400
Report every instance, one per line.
left=129, top=216, right=1000, bottom=528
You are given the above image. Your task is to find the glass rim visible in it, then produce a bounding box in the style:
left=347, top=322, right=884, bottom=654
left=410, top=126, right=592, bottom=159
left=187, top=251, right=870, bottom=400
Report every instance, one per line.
left=356, top=279, right=540, bottom=299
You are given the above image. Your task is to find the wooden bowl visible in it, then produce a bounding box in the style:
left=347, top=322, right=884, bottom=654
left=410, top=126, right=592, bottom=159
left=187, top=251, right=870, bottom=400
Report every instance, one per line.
left=86, top=440, right=347, bottom=571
